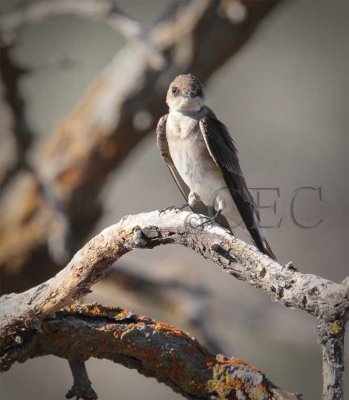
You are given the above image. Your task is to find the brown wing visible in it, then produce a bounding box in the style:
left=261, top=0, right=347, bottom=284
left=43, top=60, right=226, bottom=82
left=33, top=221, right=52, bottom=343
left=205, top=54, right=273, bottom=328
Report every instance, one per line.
left=199, top=107, right=276, bottom=260
left=156, top=114, right=211, bottom=216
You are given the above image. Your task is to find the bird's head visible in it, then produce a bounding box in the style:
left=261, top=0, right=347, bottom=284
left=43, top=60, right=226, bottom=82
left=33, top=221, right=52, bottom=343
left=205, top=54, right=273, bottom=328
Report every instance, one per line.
left=166, top=74, right=204, bottom=113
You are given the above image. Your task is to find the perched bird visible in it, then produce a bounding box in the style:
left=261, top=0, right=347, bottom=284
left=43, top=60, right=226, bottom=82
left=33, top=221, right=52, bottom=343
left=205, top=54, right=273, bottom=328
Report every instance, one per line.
left=156, top=74, right=276, bottom=260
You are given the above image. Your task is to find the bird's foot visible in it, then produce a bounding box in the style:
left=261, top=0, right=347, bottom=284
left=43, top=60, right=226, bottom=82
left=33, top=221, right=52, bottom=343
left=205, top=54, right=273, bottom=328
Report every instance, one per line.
left=159, top=203, right=188, bottom=215
left=196, top=209, right=222, bottom=229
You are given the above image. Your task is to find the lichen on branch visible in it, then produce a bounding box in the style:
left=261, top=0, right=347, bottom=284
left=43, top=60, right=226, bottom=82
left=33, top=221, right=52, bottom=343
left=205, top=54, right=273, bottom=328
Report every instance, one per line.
left=0, top=304, right=299, bottom=400
left=0, top=209, right=347, bottom=399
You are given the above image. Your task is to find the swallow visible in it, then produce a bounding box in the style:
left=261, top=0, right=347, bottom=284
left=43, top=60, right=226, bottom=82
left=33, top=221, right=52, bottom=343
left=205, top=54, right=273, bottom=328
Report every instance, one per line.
left=157, top=74, right=276, bottom=260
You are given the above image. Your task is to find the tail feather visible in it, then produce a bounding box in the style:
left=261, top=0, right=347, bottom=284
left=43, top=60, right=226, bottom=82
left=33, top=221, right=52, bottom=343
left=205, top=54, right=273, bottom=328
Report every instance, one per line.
left=263, top=239, right=277, bottom=261
left=252, top=216, right=277, bottom=261
left=217, top=211, right=277, bottom=261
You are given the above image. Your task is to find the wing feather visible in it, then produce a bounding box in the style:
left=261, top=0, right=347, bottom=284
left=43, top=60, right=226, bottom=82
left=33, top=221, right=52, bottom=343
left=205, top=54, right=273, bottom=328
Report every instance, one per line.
left=156, top=114, right=189, bottom=201
left=199, top=107, right=276, bottom=260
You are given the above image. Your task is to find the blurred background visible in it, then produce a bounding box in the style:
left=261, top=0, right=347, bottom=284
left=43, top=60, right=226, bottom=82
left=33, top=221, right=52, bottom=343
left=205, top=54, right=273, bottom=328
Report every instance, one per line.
left=0, top=0, right=348, bottom=399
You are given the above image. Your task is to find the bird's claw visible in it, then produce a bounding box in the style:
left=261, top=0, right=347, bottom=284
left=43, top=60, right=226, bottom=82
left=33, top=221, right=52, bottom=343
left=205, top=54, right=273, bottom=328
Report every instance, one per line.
left=159, top=204, right=188, bottom=215
left=195, top=209, right=222, bottom=229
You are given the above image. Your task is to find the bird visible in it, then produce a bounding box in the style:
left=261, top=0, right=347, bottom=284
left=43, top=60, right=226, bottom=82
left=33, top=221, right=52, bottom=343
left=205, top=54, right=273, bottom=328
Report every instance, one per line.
left=156, top=73, right=276, bottom=260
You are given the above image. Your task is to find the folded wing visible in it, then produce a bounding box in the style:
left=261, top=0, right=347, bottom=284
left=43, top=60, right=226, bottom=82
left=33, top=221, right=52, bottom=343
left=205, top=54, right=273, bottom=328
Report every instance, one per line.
left=199, top=107, right=276, bottom=260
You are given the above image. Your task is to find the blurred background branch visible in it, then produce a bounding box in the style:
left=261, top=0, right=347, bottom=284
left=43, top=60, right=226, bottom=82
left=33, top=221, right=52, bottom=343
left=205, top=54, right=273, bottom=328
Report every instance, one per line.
left=0, top=0, right=147, bottom=43
left=0, top=42, right=32, bottom=185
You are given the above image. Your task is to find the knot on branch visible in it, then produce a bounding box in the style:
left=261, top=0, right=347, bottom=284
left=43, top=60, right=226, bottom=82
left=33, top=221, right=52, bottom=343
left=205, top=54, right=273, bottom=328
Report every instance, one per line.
left=211, top=243, right=237, bottom=264
left=132, top=225, right=161, bottom=248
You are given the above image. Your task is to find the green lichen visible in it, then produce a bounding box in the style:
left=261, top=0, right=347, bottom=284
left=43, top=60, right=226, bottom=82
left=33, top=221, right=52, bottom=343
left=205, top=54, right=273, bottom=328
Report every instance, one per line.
left=329, top=320, right=343, bottom=336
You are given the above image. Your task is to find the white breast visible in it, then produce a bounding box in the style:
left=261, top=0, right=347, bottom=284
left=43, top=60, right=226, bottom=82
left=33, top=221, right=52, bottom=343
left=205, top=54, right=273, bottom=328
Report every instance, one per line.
left=166, top=111, right=227, bottom=206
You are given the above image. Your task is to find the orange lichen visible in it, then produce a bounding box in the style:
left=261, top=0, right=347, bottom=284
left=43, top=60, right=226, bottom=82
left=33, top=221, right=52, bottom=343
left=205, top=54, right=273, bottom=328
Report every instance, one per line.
left=68, top=304, right=79, bottom=313
left=153, top=321, right=186, bottom=337
left=52, top=306, right=272, bottom=400
left=2, top=304, right=276, bottom=400
left=206, top=354, right=269, bottom=399
left=114, top=309, right=133, bottom=319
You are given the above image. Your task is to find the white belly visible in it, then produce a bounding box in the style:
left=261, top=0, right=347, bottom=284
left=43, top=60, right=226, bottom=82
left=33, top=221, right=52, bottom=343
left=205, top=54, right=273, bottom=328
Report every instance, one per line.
left=166, top=111, right=227, bottom=206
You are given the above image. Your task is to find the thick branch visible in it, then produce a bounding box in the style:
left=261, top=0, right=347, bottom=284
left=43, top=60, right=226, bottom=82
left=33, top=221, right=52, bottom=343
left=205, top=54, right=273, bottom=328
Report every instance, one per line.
left=0, top=304, right=299, bottom=400
left=1, top=210, right=348, bottom=336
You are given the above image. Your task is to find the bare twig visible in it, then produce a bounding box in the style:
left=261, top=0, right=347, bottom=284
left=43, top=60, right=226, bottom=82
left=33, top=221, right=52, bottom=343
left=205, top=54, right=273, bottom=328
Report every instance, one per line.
left=0, top=210, right=347, bottom=398
left=0, top=304, right=300, bottom=400
left=66, top=360, right=97, bottom=400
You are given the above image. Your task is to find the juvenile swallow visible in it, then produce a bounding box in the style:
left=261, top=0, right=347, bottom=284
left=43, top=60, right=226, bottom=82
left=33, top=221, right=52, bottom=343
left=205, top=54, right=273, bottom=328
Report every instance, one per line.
left=157, top=74, right=276, bottom=260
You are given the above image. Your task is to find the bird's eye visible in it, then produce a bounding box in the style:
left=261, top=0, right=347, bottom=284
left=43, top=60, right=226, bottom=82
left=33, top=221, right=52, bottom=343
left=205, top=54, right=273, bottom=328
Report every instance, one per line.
left=171, top=86, right=178, bottom=95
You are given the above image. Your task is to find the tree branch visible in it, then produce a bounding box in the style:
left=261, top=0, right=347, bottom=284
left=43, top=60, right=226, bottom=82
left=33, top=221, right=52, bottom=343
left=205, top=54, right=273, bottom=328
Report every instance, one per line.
left=0, top=304, right=299, bottom=400
left=0, top=210, right=347, bottom=398
left=318, top=320, right=345, bottom=400
left=1, top=210, right=347, bottom=335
